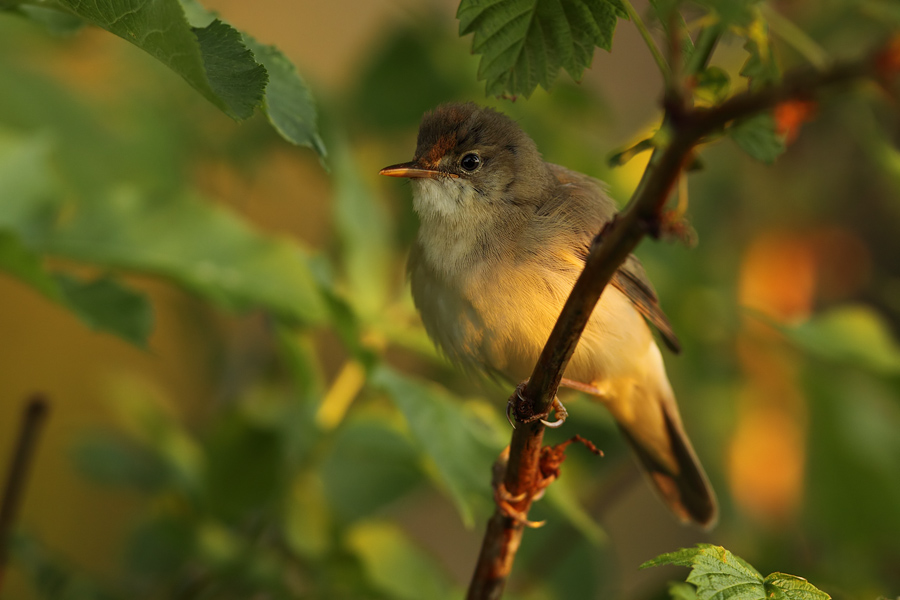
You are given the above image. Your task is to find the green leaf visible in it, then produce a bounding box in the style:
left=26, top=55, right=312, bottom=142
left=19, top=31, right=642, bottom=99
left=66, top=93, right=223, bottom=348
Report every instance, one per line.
left=179, top=0, right=326, bottom=156
left=695, top=0, right=760, bottom=28
left=320, top=418, right=423, bottom=522
left=765, top=573, right=832, bottom=600
left=642, top=545, right=831, bottom=600
left=458, top=0, right=627, bottom=98
left=372, top=366, right=504, bottom=527
left=15, top=5, right=86, bottom=35
left=332, top=135, right=393, bottom=317
left=785, top=305, right=900, bottom=374
left=0, top=231, right=60, bottom=298
left=0, top=127, right=326, bottom=324
left=192, top=19, right=268, bottom=119
left=47, top=187, right=327, bottom=325
left=740, top=31, right=780, bottom=90
left=73, top=433, right=168, bottom=491
left=53, top=273, right=153, bottom=348
left=203, top=412, right=286, bottom=523
left=694, top=66, right=731, bottom=104
left=284, top=471, right=332, bottom=559
left=0, top=232, right=154, bottom=346
left=346, top=520, right=455, bottom=600
left=51, top=0, right=263, bottom=119
left=669, top=581, right=701, bottom=600
left=19, top=0, right=325, bottom=156
left=728, top=112, right=785, bottom=164
left=244, top=36, right=327, bottom=158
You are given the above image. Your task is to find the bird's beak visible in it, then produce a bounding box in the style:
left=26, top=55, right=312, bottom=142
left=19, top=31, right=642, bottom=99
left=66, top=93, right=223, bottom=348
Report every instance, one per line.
left=379, top=161, right=457, bottom=179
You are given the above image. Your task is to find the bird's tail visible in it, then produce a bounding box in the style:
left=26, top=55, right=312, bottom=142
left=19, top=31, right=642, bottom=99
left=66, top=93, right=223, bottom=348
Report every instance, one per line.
left=617, top=401, right=718, bottom=528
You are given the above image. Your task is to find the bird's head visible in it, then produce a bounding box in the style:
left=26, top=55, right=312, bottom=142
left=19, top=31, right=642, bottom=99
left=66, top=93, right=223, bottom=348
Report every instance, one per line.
left=380, top=103, right=554, bottom=224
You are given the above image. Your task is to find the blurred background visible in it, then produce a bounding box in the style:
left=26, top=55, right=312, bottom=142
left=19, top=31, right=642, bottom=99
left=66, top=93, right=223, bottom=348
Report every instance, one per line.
left=1, top=1, right=900, bottom=599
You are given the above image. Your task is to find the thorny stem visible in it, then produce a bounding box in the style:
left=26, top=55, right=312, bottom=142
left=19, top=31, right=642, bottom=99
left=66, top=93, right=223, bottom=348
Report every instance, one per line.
left=0, top=395, right=49, bottom=591
left=465, top=42, right=892, bottom=600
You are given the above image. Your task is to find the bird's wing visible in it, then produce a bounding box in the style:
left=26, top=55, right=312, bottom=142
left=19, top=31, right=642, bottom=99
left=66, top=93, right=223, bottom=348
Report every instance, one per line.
left=612, top=257, right=681, bottom=353
left=545, top=164, right=682, bottom=353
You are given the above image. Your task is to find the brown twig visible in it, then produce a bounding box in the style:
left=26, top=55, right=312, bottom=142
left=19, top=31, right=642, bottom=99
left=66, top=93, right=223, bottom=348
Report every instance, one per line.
left=465, top=41, right=894, bottom=600
left=0, top=395, right=49, bottom=591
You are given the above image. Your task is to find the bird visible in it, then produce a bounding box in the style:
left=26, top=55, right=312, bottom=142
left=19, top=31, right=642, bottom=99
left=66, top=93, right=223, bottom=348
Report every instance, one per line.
left=379, top=102, right=717, bottom=527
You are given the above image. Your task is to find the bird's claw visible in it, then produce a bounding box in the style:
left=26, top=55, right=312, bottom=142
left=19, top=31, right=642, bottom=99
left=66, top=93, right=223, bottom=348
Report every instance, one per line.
left=506, top=382, right=569, bottom=428
left=539, top=397, right=569, bottom=428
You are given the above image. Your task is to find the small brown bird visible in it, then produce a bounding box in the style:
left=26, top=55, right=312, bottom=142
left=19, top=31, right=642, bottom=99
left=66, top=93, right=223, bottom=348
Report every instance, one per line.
left=380, top=102, right=717, bottom=527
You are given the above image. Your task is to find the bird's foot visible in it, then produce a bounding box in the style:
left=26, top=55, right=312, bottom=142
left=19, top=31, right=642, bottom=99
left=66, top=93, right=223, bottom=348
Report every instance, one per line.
left=506, top=381, right=570, bottom=428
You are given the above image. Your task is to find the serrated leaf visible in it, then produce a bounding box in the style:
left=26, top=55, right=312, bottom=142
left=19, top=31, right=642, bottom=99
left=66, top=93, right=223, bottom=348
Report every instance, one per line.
left=244, top=36, right=327, bottom=158
left=642, top=545, right=830, bottom=600
left=729, top=112, right=785, bottom=164
left=371, top=366, right=503, bottom=527
left=51, top=0, right=263, bottom=120
left=192, top=19, right=267, bottom=119
left=765, top=573, right=831, bottom=600
left=179, top=0, right=325, bottom=156
left=740, top=28, right=780, bottom=89
left=458, top=0, right=626, bottom=98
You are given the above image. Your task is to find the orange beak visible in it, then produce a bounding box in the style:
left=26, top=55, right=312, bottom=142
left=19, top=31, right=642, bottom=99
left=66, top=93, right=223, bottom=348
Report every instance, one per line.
left=379, top=161, right=457, bottom=179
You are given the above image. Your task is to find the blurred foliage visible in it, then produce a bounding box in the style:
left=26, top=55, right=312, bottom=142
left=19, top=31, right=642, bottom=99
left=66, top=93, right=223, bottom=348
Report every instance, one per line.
left=0, top=1, right=899, bottom=600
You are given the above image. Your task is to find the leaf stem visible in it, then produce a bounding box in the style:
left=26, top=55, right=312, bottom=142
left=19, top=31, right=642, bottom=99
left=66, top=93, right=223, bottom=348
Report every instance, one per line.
left=685, top=25, right=723, bottom=77
left=761, top=4, right=831, bottom=70
left=621, top=0, right=671, bottom=82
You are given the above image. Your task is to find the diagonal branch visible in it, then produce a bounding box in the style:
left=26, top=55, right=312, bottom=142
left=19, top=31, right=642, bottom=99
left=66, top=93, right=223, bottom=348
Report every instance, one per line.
left=466, top=39, right=896, bottom=600
left=0, top=395, right=49, bottom=591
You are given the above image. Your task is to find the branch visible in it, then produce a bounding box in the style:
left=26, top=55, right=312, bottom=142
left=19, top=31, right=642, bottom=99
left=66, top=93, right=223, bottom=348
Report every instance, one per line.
left=0, top=395, right=49, bottom=591
left=465, top=41, right=895, bottom=600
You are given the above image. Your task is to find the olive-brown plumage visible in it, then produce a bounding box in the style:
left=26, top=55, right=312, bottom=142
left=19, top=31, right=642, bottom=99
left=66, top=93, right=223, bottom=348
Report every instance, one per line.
left=381, top=102, right=717, bottom=527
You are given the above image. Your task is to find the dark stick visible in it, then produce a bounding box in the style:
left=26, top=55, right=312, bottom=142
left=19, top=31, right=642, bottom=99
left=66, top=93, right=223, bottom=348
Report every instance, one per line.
left=0, top=395, right=49, bottom=591
left=465, top=42, right=892, bottom=600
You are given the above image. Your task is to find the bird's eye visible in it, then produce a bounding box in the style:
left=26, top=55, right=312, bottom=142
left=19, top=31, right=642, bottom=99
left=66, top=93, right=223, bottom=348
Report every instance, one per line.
left=459, top=153, right=481, bottom=173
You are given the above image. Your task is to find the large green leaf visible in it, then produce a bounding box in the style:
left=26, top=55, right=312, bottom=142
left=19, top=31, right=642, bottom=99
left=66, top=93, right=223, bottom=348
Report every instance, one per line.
left=0, top=130, right=326, bottom=328
left=371, top=366, right=504, bottom=527
left=457, top=0, right=627, bottom=98
left=43, top=187, right=327, bottom=324
left=0, top=135, right=155, bottom=346
left=245, top=36, right=327, bottom=158
left=179, top=0, right=326, bottom=156
left=7, top=0, right=325, bottom=157
left=50, top=0, right=264, bottom=119
left=642, top=545, right=831, bottom=600
left=331, top=135, right=393, bottom=317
